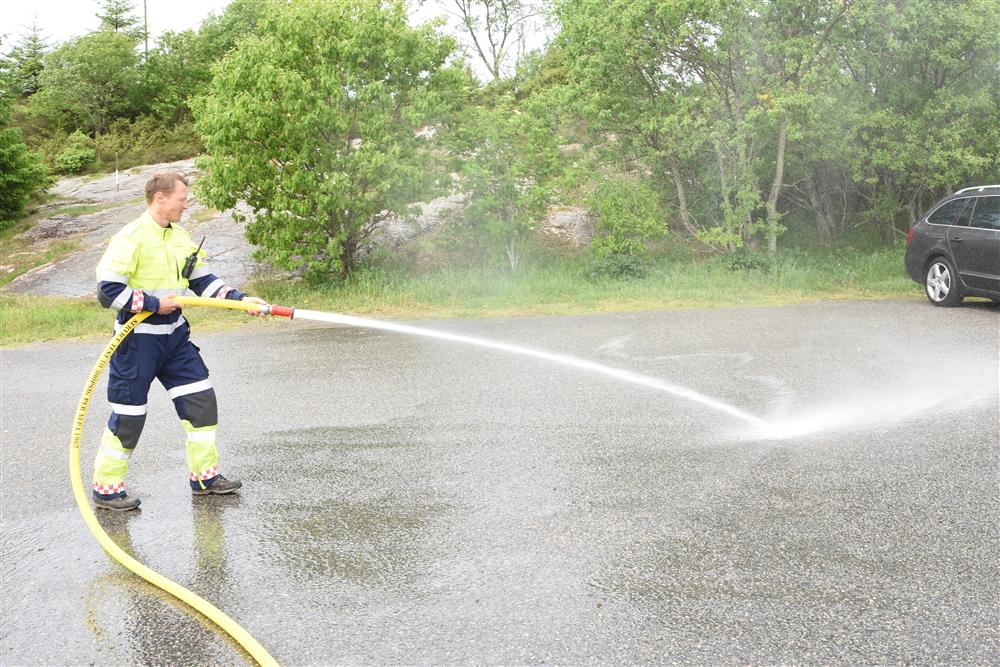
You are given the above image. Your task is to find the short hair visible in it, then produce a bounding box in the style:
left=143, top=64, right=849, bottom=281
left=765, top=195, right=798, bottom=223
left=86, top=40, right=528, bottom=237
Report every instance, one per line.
left=145, top=172, right=189, bottom=204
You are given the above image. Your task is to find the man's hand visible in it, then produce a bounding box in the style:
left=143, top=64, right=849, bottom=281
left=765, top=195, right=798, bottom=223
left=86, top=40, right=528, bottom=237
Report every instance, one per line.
left=157, top=294, right=180, bottom=315
left=242, top=295, right=268, bottom=317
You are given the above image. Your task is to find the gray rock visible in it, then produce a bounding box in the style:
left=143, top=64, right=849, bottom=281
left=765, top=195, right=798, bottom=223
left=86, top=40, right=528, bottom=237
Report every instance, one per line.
left=6, top=160, right=262, bottom=298
left=540, top=206, right=593, bottom=248
left=5, top=162, right=594, bottom=298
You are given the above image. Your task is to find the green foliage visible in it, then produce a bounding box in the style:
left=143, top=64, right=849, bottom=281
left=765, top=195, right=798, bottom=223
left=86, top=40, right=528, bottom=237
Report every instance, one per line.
left=92, top=116, right=202, bottom=169
left=0, top=103, right=52, bottom=229
left=30, top=31, right=144, bottom=135
left=5, top=22, right=48, bottom=97
left=587, top=177, right=666, bottom=259
left=143, top=1, right=266, bottom=124
left=54, top=130, right=96, bottom=174
left=449, top=91, right=563, bottom=271
left=586, top=253, right=649, bottom=280
left=725, top=248, right=773, bottom=273
left=95, top=0, right=146, bottom=41
left=846, top=0, right=1000, bottom=235
left=194, top=0, right=468, bottom=281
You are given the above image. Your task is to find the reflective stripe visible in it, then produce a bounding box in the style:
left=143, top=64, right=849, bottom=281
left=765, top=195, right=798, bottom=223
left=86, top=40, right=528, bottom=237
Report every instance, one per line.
left=168, top=379, right=213, bottom=399
left=99, top=272, right=129, bottom=283
left=110, top=402, right=147, bottom=416
left=109, top=288, right=133, bottom=310
left=114, top=316, right=187, bottom=336
left=199, top=278, right=225, bottom=298
left=99, top=445, right=132, bottom=461
left=188, top=266, right=211, bottom=280
left=185, top=430, right=216, bottom=442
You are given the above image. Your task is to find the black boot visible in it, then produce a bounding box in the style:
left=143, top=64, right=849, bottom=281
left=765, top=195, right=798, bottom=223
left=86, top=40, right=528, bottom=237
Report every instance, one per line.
left=192, top=475, right=242, bottom=496
left=93, top=493, right=141, bottom=511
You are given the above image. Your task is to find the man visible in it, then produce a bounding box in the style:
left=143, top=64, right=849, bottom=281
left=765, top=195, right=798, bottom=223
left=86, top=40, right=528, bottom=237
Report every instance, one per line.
left=92, top=172, right=266, bottom=511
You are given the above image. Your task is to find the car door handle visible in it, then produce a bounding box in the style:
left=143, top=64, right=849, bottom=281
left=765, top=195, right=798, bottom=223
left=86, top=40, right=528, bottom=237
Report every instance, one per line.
left=952, top=237, right=963, bottom=242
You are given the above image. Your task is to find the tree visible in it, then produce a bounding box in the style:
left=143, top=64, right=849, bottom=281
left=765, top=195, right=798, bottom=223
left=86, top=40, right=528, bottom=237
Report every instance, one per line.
left=557, top=0, right=852, bottom=253
left=194, top=0, right=468, bottom=280
left=449, top=90, right=563, bottom=271
left=143, top=0, right=268, bottom=124
left=843, top=0, right=1000, bottom=239
left=445, top=0, right=541, bottom=80
left=556, top=0, right=707, bottom=240
left=6, top=21, right=49, bottom=97
left=30, top=31, right=143, bottom=135
left=0, top=36, right=12, bottom=102
left=96, top=0, right=146, bottom=42
left=196, top=0, right=268, bottom=60
left=0, top=102, right=52, bottom=229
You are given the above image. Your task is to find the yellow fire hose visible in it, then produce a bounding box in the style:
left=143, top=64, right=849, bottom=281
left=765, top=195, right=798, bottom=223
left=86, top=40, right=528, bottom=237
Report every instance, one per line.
left=69, top=296, right=289, bottom=667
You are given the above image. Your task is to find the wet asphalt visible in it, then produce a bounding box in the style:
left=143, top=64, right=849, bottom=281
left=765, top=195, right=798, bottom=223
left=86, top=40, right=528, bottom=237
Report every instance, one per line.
left=1, top=300, right=998, bottom=665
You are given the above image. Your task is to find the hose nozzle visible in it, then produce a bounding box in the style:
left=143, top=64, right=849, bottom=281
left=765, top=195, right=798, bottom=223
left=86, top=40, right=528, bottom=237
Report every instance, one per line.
left=261, top=304, right=295, bottom=318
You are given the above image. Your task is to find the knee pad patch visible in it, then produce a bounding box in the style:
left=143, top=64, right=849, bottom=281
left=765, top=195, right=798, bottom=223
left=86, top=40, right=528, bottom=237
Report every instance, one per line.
left=109, top=413, right=146, bottom=450
left=179, top=389, right=218, bottom=428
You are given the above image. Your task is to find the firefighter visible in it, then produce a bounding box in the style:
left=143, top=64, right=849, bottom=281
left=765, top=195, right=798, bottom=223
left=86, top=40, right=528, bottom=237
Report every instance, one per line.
left=92, top=172, right=266, bottom=511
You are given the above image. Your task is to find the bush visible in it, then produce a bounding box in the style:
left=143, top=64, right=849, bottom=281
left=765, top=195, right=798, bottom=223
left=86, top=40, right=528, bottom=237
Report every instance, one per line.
left=54, top=131, right=96, bottom=174
left=586, top=253, right=650, bottom=280
left=93, top=116, right=202, bottom=170
left=0, top=113, right=52, bottom=229
left=726, top=248, right=773, bottom=273
left=587, top=177, right=666, bottom=260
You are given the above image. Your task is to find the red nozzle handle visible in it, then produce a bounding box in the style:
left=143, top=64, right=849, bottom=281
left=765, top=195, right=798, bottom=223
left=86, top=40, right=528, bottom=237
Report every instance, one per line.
left=269, top=304, right=294, bottom=318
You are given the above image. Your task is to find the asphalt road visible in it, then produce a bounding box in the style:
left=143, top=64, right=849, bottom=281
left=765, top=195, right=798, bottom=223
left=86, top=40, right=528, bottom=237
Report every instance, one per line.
left=1, top=300, right=997, bottom=665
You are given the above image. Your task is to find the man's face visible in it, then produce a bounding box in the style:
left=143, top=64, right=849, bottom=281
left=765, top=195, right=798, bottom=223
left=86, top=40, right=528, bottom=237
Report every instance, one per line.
left=157, top=181, right=189, bottom=223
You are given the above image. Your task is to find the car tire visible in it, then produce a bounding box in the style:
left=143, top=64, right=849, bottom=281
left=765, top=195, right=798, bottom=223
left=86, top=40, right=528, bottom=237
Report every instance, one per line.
left=924, top=256, right=963, bottom=307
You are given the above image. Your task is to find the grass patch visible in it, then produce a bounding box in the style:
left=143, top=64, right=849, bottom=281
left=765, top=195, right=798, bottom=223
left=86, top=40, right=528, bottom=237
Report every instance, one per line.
left=0, top=247, right=921, bottom=348
left=0, top=294, right=263, bottom=347
left=255, top=247, right=919, bottom=318
left=187, top=207, right=220, bottom=224
left=1, top=238, right=83, bottom=288
left=48, top=202, right=122, bottom=217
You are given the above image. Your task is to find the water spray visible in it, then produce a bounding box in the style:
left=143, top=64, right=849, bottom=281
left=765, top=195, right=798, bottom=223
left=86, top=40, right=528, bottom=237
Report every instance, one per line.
left=170, top=296, right=768, bottom=428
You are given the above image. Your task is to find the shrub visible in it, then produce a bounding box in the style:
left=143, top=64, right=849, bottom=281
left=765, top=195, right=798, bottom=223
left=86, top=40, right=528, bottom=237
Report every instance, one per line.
left=586, top=253, right=650, bottom=280
left=93, top=116, right=202, bottom=170
left=726, top=248, right=773, bottom=273
left=0, top=112, right=52, bottom=229
left=54, top=131, right=96, bottom=174
left=587, top=177, right=666, bottom=260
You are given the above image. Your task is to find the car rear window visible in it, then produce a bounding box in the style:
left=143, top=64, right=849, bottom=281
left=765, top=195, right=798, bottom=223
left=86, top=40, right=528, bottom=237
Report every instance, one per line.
left=927, top=198, right=972, bottom=226
left=967, top=196, right=1000, bottom=230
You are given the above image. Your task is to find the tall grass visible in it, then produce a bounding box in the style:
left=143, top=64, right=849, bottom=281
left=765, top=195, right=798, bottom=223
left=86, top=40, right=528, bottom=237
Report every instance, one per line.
left=256, top=247, right=917, bottom=317
left=0, top=248, right=920, bottom=347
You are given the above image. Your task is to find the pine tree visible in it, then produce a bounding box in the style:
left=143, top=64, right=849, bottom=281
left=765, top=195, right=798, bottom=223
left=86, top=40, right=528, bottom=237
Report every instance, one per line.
left=7, top=22, right=48, bottom=97
left=95, top=0, right=145, bottom=41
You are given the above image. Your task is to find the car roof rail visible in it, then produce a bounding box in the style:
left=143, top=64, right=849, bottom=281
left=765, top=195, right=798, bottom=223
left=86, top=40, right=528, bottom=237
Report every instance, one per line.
left=954, top=184, right=1000, bottom=194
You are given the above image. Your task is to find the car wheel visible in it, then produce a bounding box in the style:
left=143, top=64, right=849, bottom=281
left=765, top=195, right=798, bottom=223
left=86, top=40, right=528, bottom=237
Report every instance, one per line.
left=924, top=257, right=963, bottom=307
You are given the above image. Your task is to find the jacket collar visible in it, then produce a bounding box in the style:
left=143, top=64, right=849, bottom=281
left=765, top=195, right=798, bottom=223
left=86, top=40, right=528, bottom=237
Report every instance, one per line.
left=140, top=210, right=172, bottom=232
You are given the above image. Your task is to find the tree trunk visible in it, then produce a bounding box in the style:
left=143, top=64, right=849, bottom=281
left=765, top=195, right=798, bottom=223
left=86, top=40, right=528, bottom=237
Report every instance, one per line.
left=668, top=158, right=697, bottom=237
left=765, top=112, right=788, bottom=254
left=806, top=172, right=835, bottom=243
left=714, top=141, right=736, bottom=252
left=506, top=237, right=519, bottom=272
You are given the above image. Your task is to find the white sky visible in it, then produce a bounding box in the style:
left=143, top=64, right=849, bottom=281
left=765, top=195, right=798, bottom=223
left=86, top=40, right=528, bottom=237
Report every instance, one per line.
left=1, top=0, right=234, bottom=47
left=1, top=1, right=547, bottom=80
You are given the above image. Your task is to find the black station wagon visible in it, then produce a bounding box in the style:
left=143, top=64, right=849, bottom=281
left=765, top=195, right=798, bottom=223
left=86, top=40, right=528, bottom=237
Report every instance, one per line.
left=905, top=185, right=1000, bottom=306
